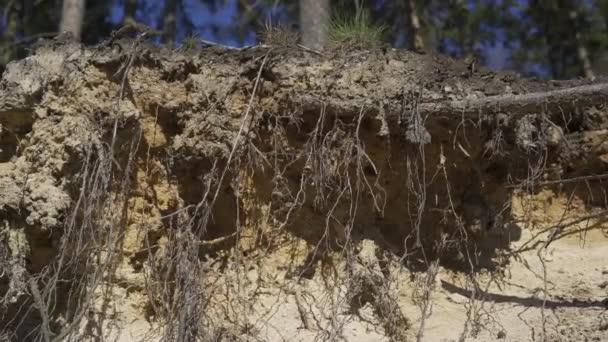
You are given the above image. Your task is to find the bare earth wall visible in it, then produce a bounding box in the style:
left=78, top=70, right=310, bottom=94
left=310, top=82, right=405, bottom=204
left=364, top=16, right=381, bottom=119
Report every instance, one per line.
left=0, top=36, right=607, bottom=341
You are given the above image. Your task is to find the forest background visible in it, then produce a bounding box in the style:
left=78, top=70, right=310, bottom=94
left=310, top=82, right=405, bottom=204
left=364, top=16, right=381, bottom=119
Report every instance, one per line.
left=1, top=0, right=608, bottom=80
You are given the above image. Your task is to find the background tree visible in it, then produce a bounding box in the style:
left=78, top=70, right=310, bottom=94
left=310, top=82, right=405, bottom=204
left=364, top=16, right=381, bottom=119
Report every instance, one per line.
left=362, top=0, right=425, bottom=50
left=162, top=0, right=178, bottom=45
left=507, top=0, right=605, bottom=79
left=0, top=0, right=20, bottom=68
left=123, top=0, right=138, bottom=26
left=60, top=0, right=86, bottom=40
left=299, top=0, right=330, bottom=49
left=404, top=0, right=424, bottom=50
left=0, top=0, right=58, bottom=72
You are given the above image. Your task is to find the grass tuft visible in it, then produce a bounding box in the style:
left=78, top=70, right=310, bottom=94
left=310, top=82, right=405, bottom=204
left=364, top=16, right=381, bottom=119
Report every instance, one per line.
left=328, top=10, right=386, bottom=50
left=258, top=21, right=300, bottom=47
left=181, top=33, right=200, bottom=50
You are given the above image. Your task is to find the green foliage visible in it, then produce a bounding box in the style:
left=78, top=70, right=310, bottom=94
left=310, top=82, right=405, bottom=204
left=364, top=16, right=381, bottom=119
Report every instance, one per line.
left=328, top=9, right=387, bottom=49
left=181, top=32, right=201, bottom=50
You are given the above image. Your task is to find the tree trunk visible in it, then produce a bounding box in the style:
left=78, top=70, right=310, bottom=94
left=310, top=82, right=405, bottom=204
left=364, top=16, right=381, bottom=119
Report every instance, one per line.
left=0, top=1, right=21, bottom=67
left=299, top=0, right=330, bottom=49
left=568, top=7, right=595, bottom=80
left=59, top=0, right=86, bottom=40
left=575, top=32, right=595, bottom=80
left=404, top=0, right=424, bottom=50
left=162, top=0, right=178, bottom=46
left=123, top=0, right=138, bottom=26
left=455, top=0, right=473, bottom=59
left=1, top=2, right=20, bottom=41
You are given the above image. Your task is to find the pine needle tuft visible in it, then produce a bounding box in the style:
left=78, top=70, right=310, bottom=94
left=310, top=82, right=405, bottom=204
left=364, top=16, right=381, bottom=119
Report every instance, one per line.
left=259, top=20, right=299, bottom=47
left=328, top=10, right=386, bottom=50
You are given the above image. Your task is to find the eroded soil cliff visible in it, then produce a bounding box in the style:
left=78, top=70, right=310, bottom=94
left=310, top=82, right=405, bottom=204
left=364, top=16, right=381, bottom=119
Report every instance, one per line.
left=0, top=36, right=607, bottom=341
